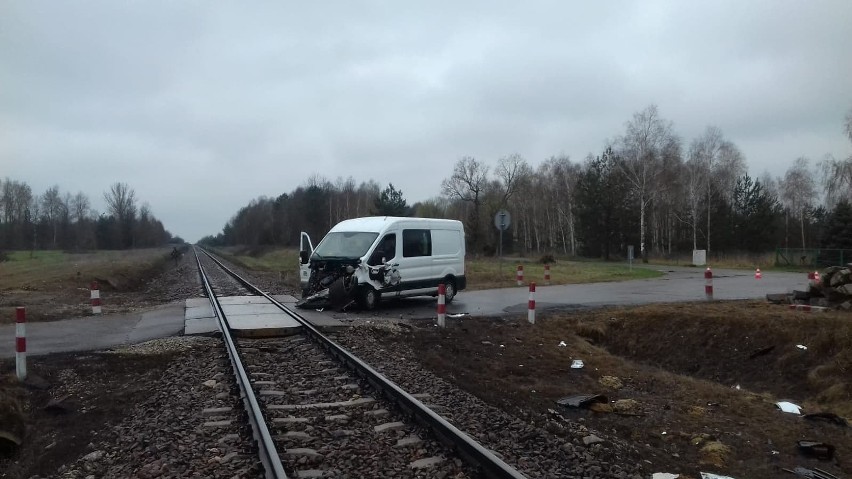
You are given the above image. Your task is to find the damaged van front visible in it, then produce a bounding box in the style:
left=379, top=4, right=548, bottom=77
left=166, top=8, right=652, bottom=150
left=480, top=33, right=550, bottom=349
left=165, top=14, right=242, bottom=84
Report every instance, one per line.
left=297, top=216, right=465, bottom=311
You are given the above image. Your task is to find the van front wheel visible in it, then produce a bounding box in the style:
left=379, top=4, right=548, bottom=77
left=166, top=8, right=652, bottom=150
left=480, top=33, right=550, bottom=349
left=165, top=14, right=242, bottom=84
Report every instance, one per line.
left=444, top=279, right=457, bottom=303
left=358, top=286, right=380, bottom=310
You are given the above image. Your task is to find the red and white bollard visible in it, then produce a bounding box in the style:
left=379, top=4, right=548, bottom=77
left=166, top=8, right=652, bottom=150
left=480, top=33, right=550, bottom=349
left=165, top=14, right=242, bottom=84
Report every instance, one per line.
left=91, top=281, right=102, bottom=315
left=705, top=267, right=713, bottom=301
left=807, top=272, right=816, bottom=289
left=16, top=307, right=26, bottom=380
left=437, top=283, right=446, bottom=328
left=544, top=264, right=551, bottom=285
left=528, top=282, right=536, bottom=324
left=516, top=265, right=524, bottom=286
left=755, top=268, right=762, bottom=279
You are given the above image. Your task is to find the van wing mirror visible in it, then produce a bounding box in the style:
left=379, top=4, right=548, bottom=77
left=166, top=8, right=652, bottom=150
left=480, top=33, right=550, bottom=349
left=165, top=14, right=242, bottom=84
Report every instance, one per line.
left=299, top=250, right=310, bottom=264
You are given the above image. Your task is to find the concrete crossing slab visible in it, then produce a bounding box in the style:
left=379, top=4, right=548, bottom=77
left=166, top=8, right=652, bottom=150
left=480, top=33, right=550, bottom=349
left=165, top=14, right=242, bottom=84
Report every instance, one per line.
left=182, top=295, right=346, bottom=337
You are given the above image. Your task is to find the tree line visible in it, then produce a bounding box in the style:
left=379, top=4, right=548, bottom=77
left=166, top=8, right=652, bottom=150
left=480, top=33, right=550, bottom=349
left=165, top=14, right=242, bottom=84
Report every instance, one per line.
left=202, top=105, right=852, bottom=260
left=0, top=181, right=179, bottom=252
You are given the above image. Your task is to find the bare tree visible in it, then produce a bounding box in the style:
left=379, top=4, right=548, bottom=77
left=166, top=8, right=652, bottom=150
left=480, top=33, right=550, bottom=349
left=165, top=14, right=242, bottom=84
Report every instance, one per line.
left=819, top=107, right=852, bottom=206
left=781, top=157, right=817, bottom=248
left=618, top=105, right=678, bottom=261
left=41, top=185, right=66, bottom=248
left=104, top=182, right=138, bottom=248
left=495, top=154, right=531, bottom=206
left=682, top=156, right=708, bottom=250
left=442, top=157, right=489, bottom=251
left=689, top=126, right=744, bottom=253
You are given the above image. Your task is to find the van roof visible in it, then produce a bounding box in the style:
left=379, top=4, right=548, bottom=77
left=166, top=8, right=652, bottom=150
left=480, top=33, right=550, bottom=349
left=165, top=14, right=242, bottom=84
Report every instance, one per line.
left=329, top=216, right=463, bottom=233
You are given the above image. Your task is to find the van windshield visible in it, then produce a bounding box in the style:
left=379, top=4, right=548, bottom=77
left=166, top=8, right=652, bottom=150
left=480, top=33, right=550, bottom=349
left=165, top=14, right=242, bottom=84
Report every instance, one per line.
left=313, top=232, right=379, bottom=259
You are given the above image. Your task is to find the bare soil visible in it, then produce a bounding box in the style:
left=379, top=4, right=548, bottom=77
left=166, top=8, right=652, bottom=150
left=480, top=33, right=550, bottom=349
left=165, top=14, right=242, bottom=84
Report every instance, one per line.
left=389, top=302, right=851, bottom=478
left=1, top=250, right=850, bottom=478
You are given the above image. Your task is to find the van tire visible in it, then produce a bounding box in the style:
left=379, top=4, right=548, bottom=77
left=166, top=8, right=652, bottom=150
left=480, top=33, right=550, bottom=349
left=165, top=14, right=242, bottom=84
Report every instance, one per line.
left=358, top=286, right=380, bottom=310
left=444, top=278, right=457, bottom=303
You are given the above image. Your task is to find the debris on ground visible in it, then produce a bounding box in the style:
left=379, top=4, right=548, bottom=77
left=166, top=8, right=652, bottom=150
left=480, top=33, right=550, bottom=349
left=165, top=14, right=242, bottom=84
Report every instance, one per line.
left=803, top=412, right=849, bottom=427
left=797, top=344, right=808, bottom=350
left=652, top=474, right=680, bottom=479
left=776, top=401, right=803, bottom=414
left=700, top=473, right=737, bottom=479
left=770, top=264, right=852, bottom=309
left=556, top=394, right=608, bottom=409
left=797, top=440, right=835, bottom=461
left=570, top=359, right=584, bottom=369
left=783, top=466, right=842, bottom=478
left=749, top=345, right=775, bottom=359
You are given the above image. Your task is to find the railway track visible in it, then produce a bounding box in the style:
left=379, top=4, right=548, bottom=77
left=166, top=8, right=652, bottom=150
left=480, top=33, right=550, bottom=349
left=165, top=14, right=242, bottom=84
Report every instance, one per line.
left=193, top=247, right=527, bottom=478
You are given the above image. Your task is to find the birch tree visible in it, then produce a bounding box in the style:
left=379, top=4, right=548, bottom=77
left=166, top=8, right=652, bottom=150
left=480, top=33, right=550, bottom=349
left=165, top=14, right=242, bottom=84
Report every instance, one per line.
left=781, top=157, right=817, bottom=249
left=618, top=105, right=677, bottom=262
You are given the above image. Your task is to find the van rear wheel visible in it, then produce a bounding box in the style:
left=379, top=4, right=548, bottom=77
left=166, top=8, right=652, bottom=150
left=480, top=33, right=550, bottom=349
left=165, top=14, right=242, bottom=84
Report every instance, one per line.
left=444, top=279, right=457, bottom=303
left=357, top=286, right=380, bottom=310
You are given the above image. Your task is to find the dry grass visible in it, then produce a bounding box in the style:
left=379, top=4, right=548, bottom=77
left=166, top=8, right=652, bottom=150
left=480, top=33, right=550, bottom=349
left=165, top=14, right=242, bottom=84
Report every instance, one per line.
left=214, top=247, right=662, bottom=291
left=0, top=249, right=172, bottom=291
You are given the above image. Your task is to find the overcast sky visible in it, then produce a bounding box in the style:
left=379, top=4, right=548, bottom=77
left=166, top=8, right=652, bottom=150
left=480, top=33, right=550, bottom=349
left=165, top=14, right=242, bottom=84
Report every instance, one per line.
left=2, top=1, right=851, bottom=242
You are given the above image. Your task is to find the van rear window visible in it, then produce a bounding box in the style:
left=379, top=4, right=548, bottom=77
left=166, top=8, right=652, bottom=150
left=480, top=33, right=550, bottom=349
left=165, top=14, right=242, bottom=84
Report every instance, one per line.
left=402, top=229, right=432, bottom=257
left=432, top=229, right=460, bottom=255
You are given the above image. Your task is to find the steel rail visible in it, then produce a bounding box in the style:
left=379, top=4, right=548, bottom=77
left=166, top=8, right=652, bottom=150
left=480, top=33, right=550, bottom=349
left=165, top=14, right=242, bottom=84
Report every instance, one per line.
left=199, top=248, right=528, bottom=479
left=192, top=248, right=289, bottom=479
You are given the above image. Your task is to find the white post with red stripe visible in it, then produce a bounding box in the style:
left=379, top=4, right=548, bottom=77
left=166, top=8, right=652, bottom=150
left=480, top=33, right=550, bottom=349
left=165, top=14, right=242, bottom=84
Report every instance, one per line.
left=516, top=265, right=524, bottom=286
left=705, top=267, right=713, bottom=301
left=91, top=281, right=102, bottom=314
left=528, top=282, right=536, bottom=324
left=16, top=307, right=26, bottom=381
left=437, top=283, right=446, bottom=328
left=544, top=264, right=551, bottom=286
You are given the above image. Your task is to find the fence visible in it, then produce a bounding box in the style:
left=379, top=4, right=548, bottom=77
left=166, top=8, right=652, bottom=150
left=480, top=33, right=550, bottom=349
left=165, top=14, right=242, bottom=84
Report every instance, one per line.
left=775, top=248, right=852, bottom=267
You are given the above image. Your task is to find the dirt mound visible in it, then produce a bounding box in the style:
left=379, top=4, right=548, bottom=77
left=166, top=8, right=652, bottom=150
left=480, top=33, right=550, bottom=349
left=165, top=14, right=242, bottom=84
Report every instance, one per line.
left=391, top=301, right=851, bottom=478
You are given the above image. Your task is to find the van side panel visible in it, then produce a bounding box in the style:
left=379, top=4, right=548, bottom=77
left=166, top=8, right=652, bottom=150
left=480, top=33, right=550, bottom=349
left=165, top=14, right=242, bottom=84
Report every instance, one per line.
left=431, top=229, right=464, bottom=288
left=395, top=229, right=433, bottom=288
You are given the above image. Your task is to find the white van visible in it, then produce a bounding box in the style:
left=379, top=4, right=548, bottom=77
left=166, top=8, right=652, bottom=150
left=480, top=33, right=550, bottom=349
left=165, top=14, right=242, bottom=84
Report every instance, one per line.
left=298, top=217, right=466, bottom=309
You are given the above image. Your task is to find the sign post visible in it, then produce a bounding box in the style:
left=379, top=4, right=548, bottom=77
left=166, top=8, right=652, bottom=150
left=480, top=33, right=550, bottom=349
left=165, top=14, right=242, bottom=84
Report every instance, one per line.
left=494, top=210, right=511, bottom=280
left=627, top=245, right=634, bottom=271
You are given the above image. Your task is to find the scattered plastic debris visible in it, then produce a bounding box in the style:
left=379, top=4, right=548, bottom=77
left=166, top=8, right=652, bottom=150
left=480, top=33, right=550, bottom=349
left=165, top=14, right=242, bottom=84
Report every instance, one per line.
left=797, top=344, right=808, bottom=350
left=803, top=412, right=849, bottom=427
left=556, top=394, right=608, bottom=409
left=797, top=440, right=835, bottom=461
left=652, top=474, right=679, bottom=479
left=733, top=384, right=741, bottom=390
left=315, top=308, right=324, bottom=312
left=748, top=345, right=775, bottom=359
left=571, top=359, right=584, bottom=369
left=700, top=473, right=737, bottom=479
left=776, top=401, right=803, bottom=415
left=448, top=313, right=468, bottom=318
left=782, top=466, right=841, bottom=478
left=558, top=340, right=567, bottom=347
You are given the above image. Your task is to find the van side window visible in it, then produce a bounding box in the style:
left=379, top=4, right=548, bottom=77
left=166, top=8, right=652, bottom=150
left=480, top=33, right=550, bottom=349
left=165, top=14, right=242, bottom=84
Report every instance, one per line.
left=368, top=233, right=396, bottom=265
left=402, top=229, right=431, bottom=257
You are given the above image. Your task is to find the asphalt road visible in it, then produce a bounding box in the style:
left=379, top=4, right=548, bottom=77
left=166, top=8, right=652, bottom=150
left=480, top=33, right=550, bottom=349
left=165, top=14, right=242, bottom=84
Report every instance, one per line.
left=1, top=267, right=808, bottom=358
left=339, top=266, right=808, bottom=320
